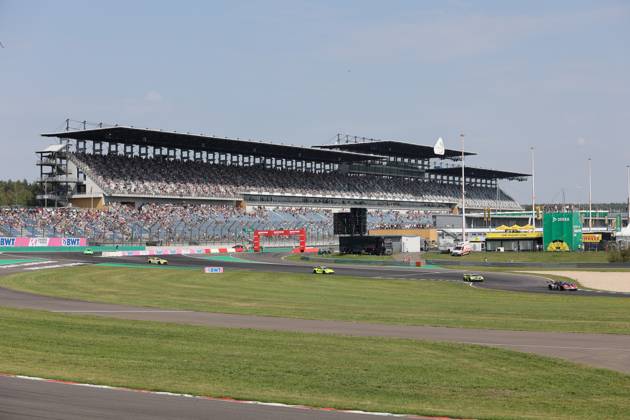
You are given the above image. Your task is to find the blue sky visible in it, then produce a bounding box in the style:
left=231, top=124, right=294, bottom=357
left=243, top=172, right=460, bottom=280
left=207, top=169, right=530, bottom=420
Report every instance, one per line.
left=1, top=0, right=629, bottom=204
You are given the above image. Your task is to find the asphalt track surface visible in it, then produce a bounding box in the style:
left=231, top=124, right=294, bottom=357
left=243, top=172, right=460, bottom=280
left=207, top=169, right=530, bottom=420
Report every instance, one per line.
left=0, top=375, right=427, bottom=420
left=1, top=251, right=630, bottom=419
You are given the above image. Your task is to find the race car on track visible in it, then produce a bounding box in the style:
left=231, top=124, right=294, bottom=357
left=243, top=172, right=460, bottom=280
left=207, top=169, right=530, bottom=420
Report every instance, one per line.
left=83, top=248, right=94, bottom=256
left=463, top=273, right=484, bottom=282
left=548, top=281, right=577, bottom=291
left=313, top=266, right=335, bottom=275
left=148, top=256, right=168, bottom=265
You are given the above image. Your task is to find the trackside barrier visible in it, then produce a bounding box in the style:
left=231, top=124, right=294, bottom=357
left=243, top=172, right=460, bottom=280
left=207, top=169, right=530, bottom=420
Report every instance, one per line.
left=290, top=247, right=319, bottom=254
left=102, top=246, right=239, bottom=258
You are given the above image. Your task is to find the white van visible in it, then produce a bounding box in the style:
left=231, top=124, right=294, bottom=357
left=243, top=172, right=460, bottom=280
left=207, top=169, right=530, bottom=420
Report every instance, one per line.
left=450, top=243, right=472, bottom=256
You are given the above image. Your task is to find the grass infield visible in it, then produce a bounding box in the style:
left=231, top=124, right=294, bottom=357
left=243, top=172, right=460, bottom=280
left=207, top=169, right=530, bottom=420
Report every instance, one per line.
left=2, top=266, right=630, bottom=334
left=1, top=306, right=629, bottom=420
left=424, top=251, right=610, bottom=263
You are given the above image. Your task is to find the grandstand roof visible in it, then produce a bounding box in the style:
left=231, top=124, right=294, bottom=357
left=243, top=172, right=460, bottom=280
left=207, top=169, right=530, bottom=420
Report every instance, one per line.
left=316, top=140, right=475, bottom=160
left=41, top=126, right=379, bottom=164
left=427, top=166, right=530, bottom=180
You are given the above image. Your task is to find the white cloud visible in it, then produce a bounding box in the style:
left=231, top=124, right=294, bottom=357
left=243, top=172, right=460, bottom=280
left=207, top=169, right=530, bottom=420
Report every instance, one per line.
left=144, top=90, right=163, bottom=102
left=330, top=5, right=629, bottom=63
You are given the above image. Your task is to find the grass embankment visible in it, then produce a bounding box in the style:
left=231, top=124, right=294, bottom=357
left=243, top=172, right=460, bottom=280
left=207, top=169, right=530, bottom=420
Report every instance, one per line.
left=2, top=306, right=630, bottom=420
left=3, top=266, right=630, bottom=334
left=424, top=251, right=610, bottom=263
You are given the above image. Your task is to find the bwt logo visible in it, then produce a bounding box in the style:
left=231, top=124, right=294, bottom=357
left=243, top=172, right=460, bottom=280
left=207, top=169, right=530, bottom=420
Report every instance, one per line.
left=62, top=238, right=81, bottom=246
left=552, top=217, right=570, bottom=222
left=0, top=238, right=16, bottom=246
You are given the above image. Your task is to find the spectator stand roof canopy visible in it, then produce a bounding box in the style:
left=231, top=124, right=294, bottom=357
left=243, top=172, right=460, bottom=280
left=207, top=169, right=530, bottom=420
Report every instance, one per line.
left=41, top=126, right=380, bottom=164
left=427, top=166, right=530, bottom=181
left=316, top=140, right=475, bottom=160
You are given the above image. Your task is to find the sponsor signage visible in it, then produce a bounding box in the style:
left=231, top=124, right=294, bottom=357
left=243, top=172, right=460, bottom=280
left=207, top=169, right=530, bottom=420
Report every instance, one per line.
left=486, top=232, right=542, bottom=239
left=0, top=238, right=16, bottom=246
left=582, top=233, right=602, bottom=243
left=204, top=266, right=224, bottom=274
left=0, top=237, right=87, bottom=247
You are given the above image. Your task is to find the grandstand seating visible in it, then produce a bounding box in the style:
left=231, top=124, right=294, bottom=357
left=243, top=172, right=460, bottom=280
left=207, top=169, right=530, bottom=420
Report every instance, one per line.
left=0, top=205, right=435, bottom=245
left=69, top=153, right=521, bottom=210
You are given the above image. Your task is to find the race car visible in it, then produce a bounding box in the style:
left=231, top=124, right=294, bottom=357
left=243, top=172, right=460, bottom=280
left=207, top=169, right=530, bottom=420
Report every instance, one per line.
left=313, top=266, right=335, bottom=275
left=548, top=281, right=577, bottom=291
left=148, top=256, right=168, bottom=265
left=83, top=248, right=94, bottom=255
left=463, top=273, right=484, bottom=282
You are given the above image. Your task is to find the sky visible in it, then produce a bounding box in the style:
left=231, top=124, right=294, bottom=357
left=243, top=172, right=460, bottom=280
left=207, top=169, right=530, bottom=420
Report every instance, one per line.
left=1, top=0, right=629, bottom=204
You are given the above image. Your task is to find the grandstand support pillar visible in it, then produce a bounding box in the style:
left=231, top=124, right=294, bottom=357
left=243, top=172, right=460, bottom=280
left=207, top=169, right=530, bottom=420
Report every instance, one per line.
left=181, top=149, right=190, bottom=161
left=108, top=142, right=119, bottom=155
left=93, top=141, right=103, bottom=155
left=139, top=146, right=148, bottom=159
left=194, top=150, right=202, bottom=161
left=124, top=144, right=134, bottom=157
left=77, top=140, right=86, bottom=154
left=168, top=148, right=176, bottom=160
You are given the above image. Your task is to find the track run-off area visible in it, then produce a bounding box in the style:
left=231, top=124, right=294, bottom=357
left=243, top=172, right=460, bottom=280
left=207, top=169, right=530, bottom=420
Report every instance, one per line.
left=1, top=251, right=630, bottom=419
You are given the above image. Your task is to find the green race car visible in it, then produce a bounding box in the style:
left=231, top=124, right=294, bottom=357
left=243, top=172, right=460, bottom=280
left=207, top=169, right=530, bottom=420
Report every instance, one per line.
left=313, top=266, right=335, bottom=275
left=463, top=273, right=484, bottom=282
left=83, top=248, right=94, bottom=255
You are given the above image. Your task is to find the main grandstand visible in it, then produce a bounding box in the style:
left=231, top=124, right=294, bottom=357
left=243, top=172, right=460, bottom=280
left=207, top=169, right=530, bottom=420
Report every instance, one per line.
left=0, top=122, right=529, bottom=245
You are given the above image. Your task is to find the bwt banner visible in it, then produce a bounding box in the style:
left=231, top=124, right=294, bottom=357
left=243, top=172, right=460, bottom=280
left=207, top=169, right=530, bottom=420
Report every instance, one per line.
left=0, top=237, right=87, bottom=247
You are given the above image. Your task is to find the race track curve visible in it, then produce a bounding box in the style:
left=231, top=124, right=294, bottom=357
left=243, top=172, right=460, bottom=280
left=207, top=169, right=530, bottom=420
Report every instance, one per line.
left=1, top=251, right=630, bottom=419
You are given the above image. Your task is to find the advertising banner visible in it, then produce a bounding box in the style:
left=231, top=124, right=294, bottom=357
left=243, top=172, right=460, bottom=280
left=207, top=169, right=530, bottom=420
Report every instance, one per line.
left=582, top=233, right=602, bottom=243
left=486, top=232, right=542, bottom=239
left=0, top=237, right=86, bottom=247
left=543, top=212, right=583, bottom=251
left=204, top=266, right=224, bottom=274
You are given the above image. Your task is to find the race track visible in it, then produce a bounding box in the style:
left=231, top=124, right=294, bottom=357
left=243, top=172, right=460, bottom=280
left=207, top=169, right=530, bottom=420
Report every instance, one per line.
left=0, top=375, right=425, bottom=420
left=1, top=251, right=630, bottom=419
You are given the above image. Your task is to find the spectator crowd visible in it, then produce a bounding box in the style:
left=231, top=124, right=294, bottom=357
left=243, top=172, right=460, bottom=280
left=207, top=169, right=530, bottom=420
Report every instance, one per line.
left=70, top=153, right=521, bottom=210
left=1, top=204, right=437, bottom=245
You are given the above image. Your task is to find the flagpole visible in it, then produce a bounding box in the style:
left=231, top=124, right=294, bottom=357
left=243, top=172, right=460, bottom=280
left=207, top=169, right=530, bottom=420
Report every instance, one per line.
left=531, top=147, right=535, bottom=229
left=588, top=158, right=592, bottom=230
left=461, top=134, right=465, bottom=243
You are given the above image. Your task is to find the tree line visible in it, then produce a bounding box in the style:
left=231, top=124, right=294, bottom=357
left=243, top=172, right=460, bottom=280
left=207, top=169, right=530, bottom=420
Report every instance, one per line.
left=0, top=180, right=42, bottom=207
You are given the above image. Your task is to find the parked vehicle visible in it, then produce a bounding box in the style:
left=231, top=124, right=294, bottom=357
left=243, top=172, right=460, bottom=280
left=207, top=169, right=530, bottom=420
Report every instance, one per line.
left=450, top=243, right=472, bottom=256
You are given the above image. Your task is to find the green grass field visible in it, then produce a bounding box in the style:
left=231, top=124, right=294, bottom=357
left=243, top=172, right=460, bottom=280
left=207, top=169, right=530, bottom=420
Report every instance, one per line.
left=1, top=306, right=629, bottom=420
left=2, top=266, right=630, bottom=334
left=424, top=251, right=611, bottom=263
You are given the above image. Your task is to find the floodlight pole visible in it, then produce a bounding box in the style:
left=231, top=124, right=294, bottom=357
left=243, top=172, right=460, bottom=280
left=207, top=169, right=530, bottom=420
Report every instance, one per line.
left=531, top=147, right=535, bottom=229
left=461, top=134, right=466, bottom=242
left=588, top=158, right=593, bottom=231
left=626, top=165, right=630, bottom=225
